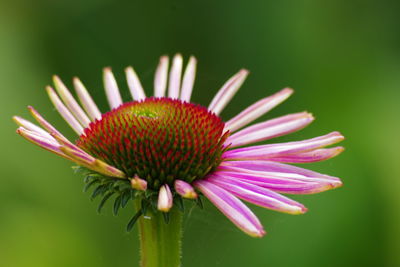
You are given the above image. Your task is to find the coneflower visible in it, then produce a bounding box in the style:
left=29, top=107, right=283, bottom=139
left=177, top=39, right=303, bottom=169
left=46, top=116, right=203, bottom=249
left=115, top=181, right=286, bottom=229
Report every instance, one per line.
left=14, top=54, right=344, bottom=267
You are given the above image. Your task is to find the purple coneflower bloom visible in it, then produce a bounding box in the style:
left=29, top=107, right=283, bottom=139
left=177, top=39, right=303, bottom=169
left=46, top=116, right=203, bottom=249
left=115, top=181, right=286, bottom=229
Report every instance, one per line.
left=14, top=54, right=344, bottom=237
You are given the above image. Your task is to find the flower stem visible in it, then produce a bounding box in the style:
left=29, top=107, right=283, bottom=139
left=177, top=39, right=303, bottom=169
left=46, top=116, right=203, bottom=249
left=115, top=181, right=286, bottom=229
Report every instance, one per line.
left=135, top=199, right=182, bottom=267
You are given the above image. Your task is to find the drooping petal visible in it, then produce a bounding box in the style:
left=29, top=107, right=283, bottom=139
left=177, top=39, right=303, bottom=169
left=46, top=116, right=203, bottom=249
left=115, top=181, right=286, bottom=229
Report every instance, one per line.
left=28, top=106, right=74, bottom=145
left=158, top=184, right=173, bottom=212
left=226, top=112, right=314, bottom=148
left=209, top=169, right=338, bottom=194
left=208, top=69, right=249, bottom=115
left=168, top=54, right=183, bottom=99
left=225, top=88, right=293, bottom=132
left=125, top=66, right=146, bottom=101
left=154, top=56, right=169, bottom=97
left=223, top=132, right=344, bottom=160
left=266, top=147, right=345, bottom=163
left=220, top=160, right=342, bottom=187
left=103, top=67, right=123, bottom=109
left=180, top=56, right=197, bottom=102
left=174, top=179, right=198, bottom=199
left=53, top=75, right=91, bottom=127
left=16, top=127, right=70, bottom=159
left=73, top=77, right=102, bottom=121
left=194, top=180, right=265, bottom=237
left=13, top=116, right=55, bottom=141
left=46, top=86, right=84, bottom=135
left=206, top=174, right=307, bottom=213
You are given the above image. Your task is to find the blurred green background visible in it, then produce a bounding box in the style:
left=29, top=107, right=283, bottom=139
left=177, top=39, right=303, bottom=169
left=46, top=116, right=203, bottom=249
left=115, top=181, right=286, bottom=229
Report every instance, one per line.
left=1, top=0, right=399, bottom=266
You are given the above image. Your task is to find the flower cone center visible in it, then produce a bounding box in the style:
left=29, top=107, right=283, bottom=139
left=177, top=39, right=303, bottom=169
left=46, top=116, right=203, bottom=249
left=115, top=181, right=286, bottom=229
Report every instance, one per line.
left=76, top=97, right=229, bottom=189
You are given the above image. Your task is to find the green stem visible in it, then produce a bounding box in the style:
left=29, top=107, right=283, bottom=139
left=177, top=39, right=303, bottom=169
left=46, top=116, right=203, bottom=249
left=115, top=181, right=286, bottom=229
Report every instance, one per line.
left=135, top=199, right=182, bottom=267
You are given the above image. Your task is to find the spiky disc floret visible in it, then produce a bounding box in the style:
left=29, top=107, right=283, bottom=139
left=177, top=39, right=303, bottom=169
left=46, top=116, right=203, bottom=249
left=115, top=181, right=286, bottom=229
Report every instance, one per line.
left=76, top=97, right=229, bottom=190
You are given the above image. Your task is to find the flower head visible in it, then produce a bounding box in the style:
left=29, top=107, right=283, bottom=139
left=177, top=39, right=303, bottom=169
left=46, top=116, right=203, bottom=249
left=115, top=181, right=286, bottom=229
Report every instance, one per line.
left=14, top=54, right=344, bottom=237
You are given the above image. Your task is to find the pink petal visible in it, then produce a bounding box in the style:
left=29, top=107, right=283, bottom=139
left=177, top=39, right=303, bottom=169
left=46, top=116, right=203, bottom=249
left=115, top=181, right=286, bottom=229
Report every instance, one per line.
left=206, top=174, right=307, bottom=213
left=53, top=75, right=91, bottom=127
left=194, top=180, right=265, bottom=237
left=103, top=67, right=123, bottom=109
left=208, top=69, right=249, bottom=115
left=220, top=160, right=342, bottom=187
left=154, top=56, right=169, bottom=97
left=168, top=54, right=183, bottom=99
left=46, top=86, right=84, bottom=135
left=225, top=88, right=293, bottom=132
left=73, top=77, right=102, bottom=120
left=223, top=131, right=344, bottom=160
left=226, top=112, right=314, bottom=148
left=13, top=116, right=55, bottom=141
left=209, top=170, right=338, bottom=194
left=125, top=66, right=146, bottom=101
left=267, top=147, right=345, bottom=163
left=180, top=56, right=197, bottom=102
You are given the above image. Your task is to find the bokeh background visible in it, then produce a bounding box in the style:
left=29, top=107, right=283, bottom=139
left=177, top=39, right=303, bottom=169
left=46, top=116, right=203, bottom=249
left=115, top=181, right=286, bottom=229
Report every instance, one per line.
left=1, top=1, right=399, bottom=266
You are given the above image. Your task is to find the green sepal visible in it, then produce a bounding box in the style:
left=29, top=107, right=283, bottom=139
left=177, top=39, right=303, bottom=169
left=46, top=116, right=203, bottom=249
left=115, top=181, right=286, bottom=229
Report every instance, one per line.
left=126, top=209, right=143, bottom=232
left=97, top=192, right=115, bottom=213
left=113, top=195, right=122, bottom=216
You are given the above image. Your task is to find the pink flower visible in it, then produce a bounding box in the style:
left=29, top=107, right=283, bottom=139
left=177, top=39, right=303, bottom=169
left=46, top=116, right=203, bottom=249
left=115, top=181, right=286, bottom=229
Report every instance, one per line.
left=14, top=54, right=344, bottom=237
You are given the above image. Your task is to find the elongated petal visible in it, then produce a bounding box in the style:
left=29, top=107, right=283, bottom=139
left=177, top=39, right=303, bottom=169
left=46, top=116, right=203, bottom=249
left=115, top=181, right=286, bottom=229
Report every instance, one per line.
left=53, top=75, right=91, bottom=127
left=125, top=66, right=146, bottom=101
left=28, top=106, right=73, bottom=145
left=158, top=184, right=173, bottom=212
left=13, top=116, right=55, bottom=140
left=46, top=86, right=84, bottom=135
left=268, top=147, right=345, bottom=163
left=73, top=77, right=102, bottom=120
left=226, top=112, right=314, bottom=148
left=220, top=160, right=342, bottom=187
left=103, top=67, right=123, bottom=109
left=60, top=146, right=125, bottom=178
left=194, top=180, right=265, bottom=237
left=208, top=69, right=249, bottom=115
left=168, top=54, right=183, bottom=99
left=225, top=88, right=293, bottom=132
left=224, top=132, right=344, bottom=160
left=207, top=174, right=307, bottom=213
left=16, top=127, right=70, bottom=160
left=209, top=170, right=338, bottom=194
left=174, top=179, right=198, bottom=199
left=180, top=56, right=197, bottom=102
left=154, top=56, right=169, bottom=97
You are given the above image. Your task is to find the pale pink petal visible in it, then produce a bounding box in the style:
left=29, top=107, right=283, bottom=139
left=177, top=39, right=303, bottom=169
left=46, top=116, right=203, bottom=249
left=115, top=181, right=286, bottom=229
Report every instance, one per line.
left=73, top=77, right=102, bottom=120
left=103, top=67, right=123, bottom=109
left=223, top=132, right=344, bottom=160
left=267, top=147, right=345, bottom=163
left=194, top=180, right=265, bottom=237
left=28, top=106, right=74, bottom=145
left=206, top=174, right=307, bottom=213
left=131, top=175, right=147, bottom=191
left=154, top=56, right=169, bottom=97
left=13, top=116, right=55, bottom=141
left=180, top=56, right=197, bottom=102
left=226, top=112, right=314, bottom=148
left=53, top=76, right=91, bottom=127
left=16, top=127, right=70, bottom=160
left=209, top=170, right=339, bottom=194
left=208, top=69, right=249, bottom=115
left=125, top=66, right=146, bottom=101
left=46, top=86, right=84, bottom=135
left=168, top=54, right=183, bottom=99
left=225, top=88, right=294, bottom=132
left=174, top=179, right=198, bottom=199
left=220, top=160, right=342, bottom=187
left=158, top=184, right=173, bottom=212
